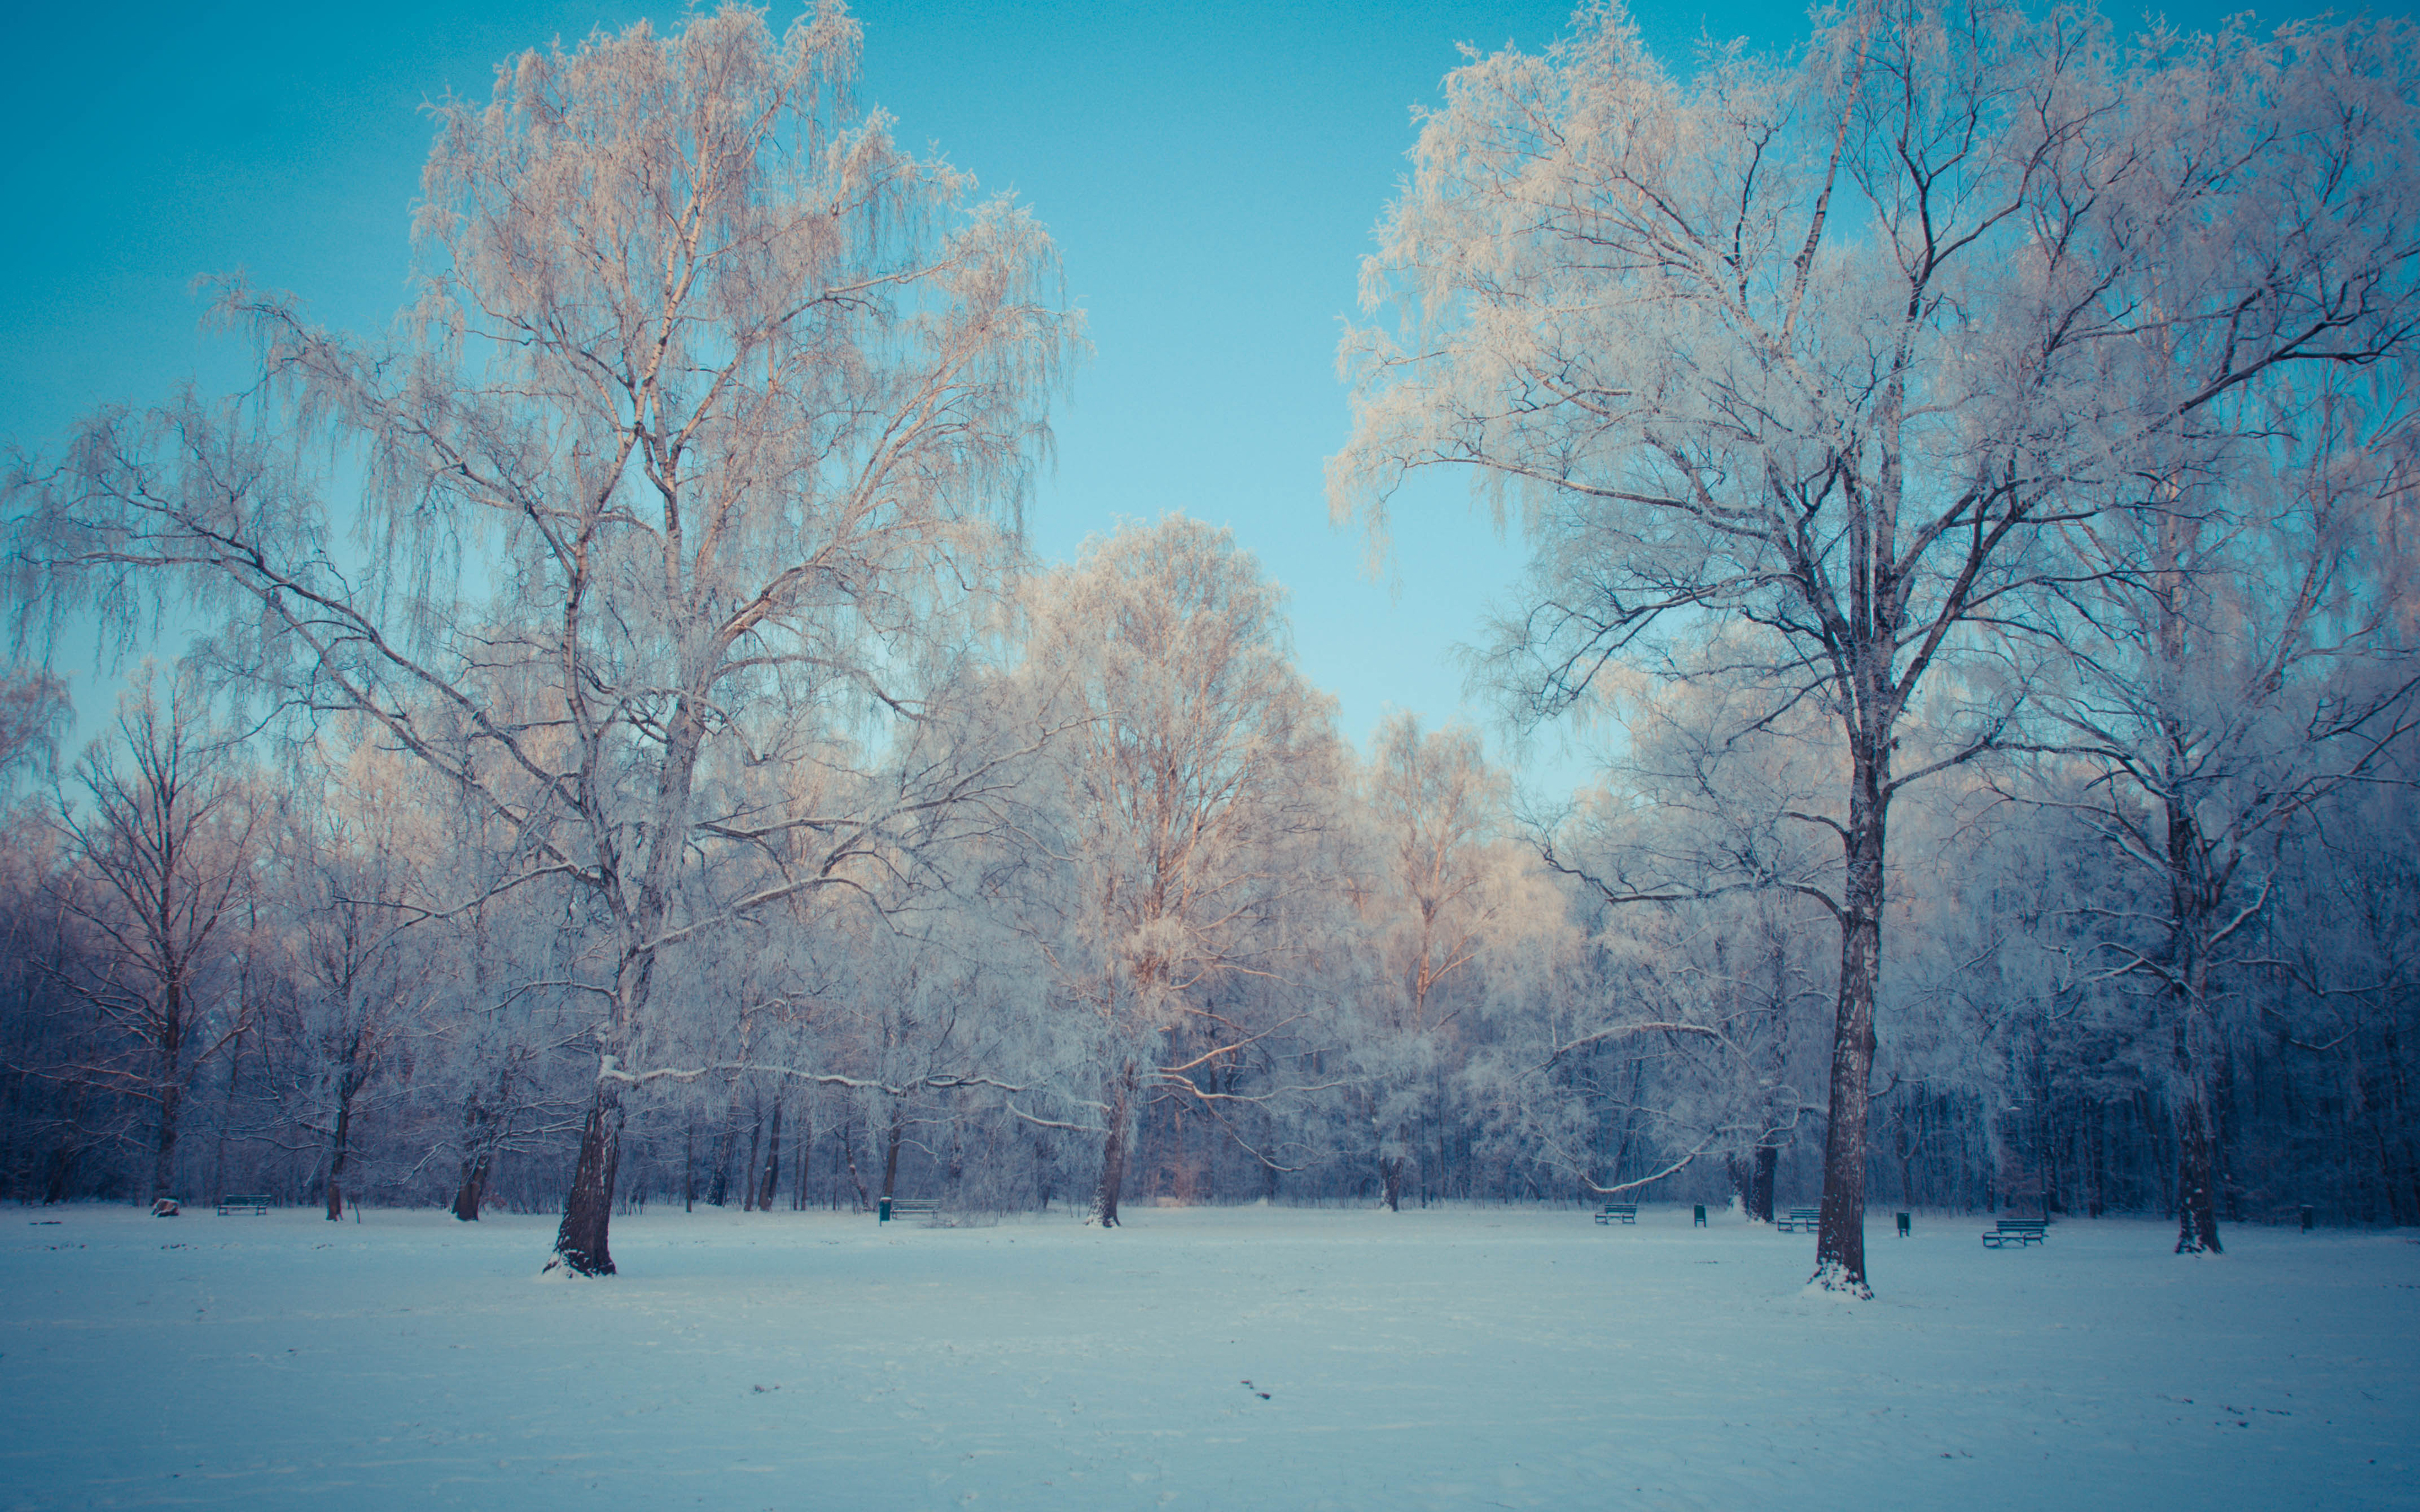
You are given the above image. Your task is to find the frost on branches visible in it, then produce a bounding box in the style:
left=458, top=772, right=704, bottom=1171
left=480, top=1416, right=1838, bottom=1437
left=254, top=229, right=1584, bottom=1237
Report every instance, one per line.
left=1334, top=0, right=2420, bottom=1293
left=11, top=3, right=1076, bottom=1274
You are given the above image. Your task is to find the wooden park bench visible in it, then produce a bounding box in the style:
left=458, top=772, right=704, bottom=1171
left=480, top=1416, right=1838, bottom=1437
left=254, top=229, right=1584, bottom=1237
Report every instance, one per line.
left=1593, top=1202, right=1638, bottom=1225
left=1981, top=1218, right=2048, bottom=1248
left=878, top=1196, right=939, bottom=1223
left=1776, top=1206, right=1821, bottom=1233
left=216, top=1194, right=272, bottom=1215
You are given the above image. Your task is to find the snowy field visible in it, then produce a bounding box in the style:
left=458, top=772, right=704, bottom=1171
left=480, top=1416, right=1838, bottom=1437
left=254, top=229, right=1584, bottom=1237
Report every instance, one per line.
left=1, top=1204, right=2414, bottom=1511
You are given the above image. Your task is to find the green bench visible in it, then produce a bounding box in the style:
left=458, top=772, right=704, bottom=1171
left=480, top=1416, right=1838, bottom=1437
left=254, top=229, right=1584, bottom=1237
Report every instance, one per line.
left=216, top=1194, right=272, bottom=1215
left=1777, top=1205, right=1821, bottom=1232
left=1981, top=1218, right=2048, bottom=1248
left=1593, top=1202, right=1638, bottom=1225
left=878, top=1196, right=939, bottom=1223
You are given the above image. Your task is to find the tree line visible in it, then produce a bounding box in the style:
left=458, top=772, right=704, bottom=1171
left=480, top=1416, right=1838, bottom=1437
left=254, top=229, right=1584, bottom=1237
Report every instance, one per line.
left=4, top=0, right=2417, bottom=1293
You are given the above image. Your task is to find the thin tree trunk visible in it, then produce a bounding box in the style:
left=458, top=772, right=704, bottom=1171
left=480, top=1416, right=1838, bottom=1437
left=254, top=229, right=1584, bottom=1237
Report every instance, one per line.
left=324, top=1091, right=353, bottom=1221
left=756, top=1095, right=783, bottom=1213
left=451, top=1060, right=516, bottom=1222
left=841, top=1114, right=868, bottom=1211
left=1607, top=1060, right=1644, bottom=1194
left=707, top=1077, right=743, bottom=1208
left=150, top=1003, right=185, bottom=1203
left=742, top=1108, right=763, bottom=1212
left=1751, top=1145, right=1778, bottom=1224
left=2164, top=776, right=2225, bottom=1256
left=1894, top=1096, right=1916, bottom=1210
left=152, top=1078, right=183, bottom=1203
left=1381, top=1113, right=1406, bottom=1213
left=210, top=1017, right=244, bottom=1206
left=881, top=1098, right=904, bottom=1203
left=795, top=1099, right=815, bottom=1211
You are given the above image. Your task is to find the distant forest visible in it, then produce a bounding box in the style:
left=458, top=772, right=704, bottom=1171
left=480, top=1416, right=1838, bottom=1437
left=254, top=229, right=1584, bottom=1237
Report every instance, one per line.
left=4, top=1, right=2417, bottom=1292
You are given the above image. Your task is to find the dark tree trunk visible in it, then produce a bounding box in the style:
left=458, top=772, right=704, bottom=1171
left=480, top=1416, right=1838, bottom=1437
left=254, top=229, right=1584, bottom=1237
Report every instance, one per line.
left=152, top=1077, right=183, bottom=1204
left=2087, top=1099, right=2106, bottom=1218
left=452, top=1146, right=490, bottom=1222
left=43, top=1138, right=76, bottom=1204
left=795, top=1101, right=815, bottom=1211
left=1093, top=1063, right=1136, bottom=1227
left=706, top=1084, right=742, bottom=1207
left=450, top=1062, right=516, bottom=1221
left=1814, top=749, right=1886, bottom=1297
left=324, top=1094, right=353, bottom=1221
left=881, top=1099, right=904, bottom=1203
left=2174, top=1080, right=2224, bottom=1254
left=150, top=1000, right=187, bottom=1203
left=742, top=1110, right=763, bottom=1211
left=210, top=1017, right=245, bottom=1207
left=841, top=1115, right=868, bottom=1211
left=551, top=1080, right=625, bottom=1276
left=1894, top=1097, right=1918, bottom=1210
left=544, top=697, right=705, bottom=1274
left=756, top=1096, right=783, bottom=1212
left=1381, top=1114, right=1409, bottom=1212
left=1749, top=1145, right=1778, bottom=1223
left=2164, top=790, right=2225, bottom=1256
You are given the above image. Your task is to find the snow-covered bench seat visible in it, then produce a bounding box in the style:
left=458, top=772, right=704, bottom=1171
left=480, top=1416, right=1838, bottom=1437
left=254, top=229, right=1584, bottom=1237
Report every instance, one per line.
left=1593, top=1203, right=1638, bottom=1225
left=1982, top=1218, right=2048, bottom=1248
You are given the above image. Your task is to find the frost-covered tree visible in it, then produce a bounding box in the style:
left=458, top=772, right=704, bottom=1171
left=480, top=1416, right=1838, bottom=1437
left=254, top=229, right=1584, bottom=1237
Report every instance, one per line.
left=1013, top=516, right=1351, bottom=1225
left=9, top=4, right=1076, bottom=1272
left=48, top=669, right=258, bottom=1203
left=265, top=733, right=450, bottom=1220
left=2017, top=374, right=2420, bottom=1254
left=0, top=671, right=68, bottom=793
left=1333, top=0, right=2420, bottom=1292
left=1526, top=670, right=1838, bottom=1213
left=1357, top=714, right=1528, bottom=1209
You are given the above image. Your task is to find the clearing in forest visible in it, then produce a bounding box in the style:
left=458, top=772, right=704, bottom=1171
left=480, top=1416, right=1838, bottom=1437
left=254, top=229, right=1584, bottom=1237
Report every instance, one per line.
left=1, top=1205, right=2412, bottom=1509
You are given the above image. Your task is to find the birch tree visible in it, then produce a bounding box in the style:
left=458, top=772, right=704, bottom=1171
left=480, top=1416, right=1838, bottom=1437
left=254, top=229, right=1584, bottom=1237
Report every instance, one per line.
left=9, top=3, right=1076, bottom=1272
left=1332, top=0, right=2420, bottom=1292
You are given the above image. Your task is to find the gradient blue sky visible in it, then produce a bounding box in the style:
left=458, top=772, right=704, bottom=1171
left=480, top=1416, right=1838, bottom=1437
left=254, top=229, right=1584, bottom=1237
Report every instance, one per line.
left=2, top=0, right=2311, bottom=791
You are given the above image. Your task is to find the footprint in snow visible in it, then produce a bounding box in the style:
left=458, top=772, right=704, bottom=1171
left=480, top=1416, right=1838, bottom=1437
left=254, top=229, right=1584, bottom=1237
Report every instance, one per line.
left=1239, top=1380, right=1270, bottom=1400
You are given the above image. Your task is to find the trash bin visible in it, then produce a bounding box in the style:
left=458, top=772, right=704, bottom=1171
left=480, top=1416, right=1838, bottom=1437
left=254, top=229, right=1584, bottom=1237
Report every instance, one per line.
left=879, top=1196, right=892, bottom=1223
left=1693, top=1205, right=1707, bottom=1228
left=1896, top=1211, right=1911, bottom=1237
left=2300, top=1204, right=2315, bottom=1232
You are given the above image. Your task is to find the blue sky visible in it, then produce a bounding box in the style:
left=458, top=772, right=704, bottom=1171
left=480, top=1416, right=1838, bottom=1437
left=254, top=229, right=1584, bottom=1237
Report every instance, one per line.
left=0, top=0, right=2302, bottom=793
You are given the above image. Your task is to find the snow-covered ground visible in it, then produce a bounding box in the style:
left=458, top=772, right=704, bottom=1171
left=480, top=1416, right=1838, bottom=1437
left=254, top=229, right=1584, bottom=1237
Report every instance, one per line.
left=1, top=1203, right=2412, bottom=1510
